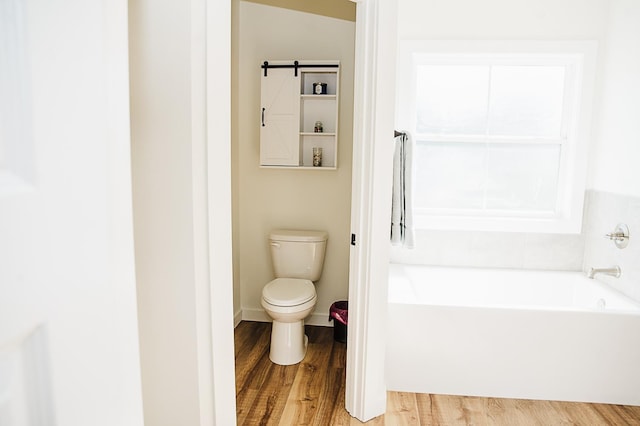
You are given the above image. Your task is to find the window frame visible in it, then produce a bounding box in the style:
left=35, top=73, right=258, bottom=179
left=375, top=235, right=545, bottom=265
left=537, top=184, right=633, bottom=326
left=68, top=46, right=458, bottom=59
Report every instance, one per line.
left=396, top=40, right=598, bottom=234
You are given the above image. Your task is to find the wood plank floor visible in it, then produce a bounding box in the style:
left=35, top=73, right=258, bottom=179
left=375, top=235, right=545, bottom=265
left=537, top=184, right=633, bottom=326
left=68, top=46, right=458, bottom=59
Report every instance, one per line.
left=235, top=321, right=640, bottom=425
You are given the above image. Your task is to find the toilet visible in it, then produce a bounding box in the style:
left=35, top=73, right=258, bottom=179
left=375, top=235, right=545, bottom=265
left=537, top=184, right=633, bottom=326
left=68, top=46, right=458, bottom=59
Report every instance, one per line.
left=261, top=229, right=328, bottom=365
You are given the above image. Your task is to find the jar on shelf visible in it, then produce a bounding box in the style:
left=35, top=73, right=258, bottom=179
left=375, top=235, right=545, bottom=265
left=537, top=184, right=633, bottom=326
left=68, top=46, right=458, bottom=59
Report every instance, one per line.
left=313, top=82, right=327, bottom=95
left=314, top=121, right=323, bottom=133
left=312, top=147, right=323, bottom=167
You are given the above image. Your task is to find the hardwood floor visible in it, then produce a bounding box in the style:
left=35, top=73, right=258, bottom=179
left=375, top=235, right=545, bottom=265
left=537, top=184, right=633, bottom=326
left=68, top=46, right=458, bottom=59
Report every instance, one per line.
left=235, top=321, right=640, bottom=425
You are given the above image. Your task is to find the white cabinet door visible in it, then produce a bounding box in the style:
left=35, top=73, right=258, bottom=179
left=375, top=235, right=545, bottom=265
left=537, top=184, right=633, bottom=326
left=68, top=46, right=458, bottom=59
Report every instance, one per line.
left=260, top=68, right=301, bottom=166
left=0, top=1, right=143, bottom=425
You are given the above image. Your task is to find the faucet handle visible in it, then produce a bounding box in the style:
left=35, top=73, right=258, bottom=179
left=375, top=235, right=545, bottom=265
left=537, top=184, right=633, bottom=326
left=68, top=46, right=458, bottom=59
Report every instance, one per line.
left=606, top=231, right=627, bottom=240
left=605, top=224, right=629, bottom=249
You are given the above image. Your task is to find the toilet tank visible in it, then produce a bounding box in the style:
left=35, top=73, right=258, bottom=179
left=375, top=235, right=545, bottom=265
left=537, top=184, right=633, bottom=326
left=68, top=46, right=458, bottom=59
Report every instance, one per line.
left=269, top=229, right=328, bottom=281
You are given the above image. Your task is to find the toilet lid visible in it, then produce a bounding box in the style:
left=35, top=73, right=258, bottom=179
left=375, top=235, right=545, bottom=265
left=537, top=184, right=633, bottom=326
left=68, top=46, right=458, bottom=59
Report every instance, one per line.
left=263, top=278, right=316, bottom=306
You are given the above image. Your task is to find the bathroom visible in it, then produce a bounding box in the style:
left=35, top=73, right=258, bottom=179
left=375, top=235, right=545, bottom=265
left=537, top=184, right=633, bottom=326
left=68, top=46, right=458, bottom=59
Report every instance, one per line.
left=3, top=0, right=639, bottom=423
left=232, top=1, right=355, bottom=330
left=232, top=0, right=640, bottom=419
left=125, top=0, right=640, bottom=422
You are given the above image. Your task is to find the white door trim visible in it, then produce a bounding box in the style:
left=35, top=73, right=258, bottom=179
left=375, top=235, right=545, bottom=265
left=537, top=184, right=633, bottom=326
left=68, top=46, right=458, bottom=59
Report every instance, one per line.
left=345, top=0, right=398, bottom=422
left=203, top=0, right=237, bottom=423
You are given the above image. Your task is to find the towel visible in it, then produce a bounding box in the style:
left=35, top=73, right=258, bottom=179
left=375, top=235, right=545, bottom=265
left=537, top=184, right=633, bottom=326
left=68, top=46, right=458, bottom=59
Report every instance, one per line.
left=391, top=131, right=414, bottom=248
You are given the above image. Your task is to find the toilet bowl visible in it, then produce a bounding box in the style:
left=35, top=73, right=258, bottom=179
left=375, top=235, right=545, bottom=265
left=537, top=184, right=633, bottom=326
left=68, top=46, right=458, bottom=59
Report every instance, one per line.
left=261, top=230, right=328, bottom=365
left=261, top=278, right=317, bottom=365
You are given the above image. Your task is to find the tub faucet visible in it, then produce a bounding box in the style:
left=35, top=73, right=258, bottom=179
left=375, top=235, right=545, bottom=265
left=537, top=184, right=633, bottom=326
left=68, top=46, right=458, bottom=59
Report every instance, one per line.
left=587, top=265, right=621, bottom=279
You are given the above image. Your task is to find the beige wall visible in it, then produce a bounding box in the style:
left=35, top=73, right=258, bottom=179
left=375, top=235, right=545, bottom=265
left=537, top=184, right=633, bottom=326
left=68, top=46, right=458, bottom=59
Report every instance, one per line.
left=244, top=0, right=355, bottom=22
left=234, top=2, right=355, bottom=323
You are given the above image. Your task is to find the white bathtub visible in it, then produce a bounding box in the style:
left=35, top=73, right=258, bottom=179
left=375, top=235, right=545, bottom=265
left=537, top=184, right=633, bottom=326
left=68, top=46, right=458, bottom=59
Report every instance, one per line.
left=386, top=263, right=640, bottom=405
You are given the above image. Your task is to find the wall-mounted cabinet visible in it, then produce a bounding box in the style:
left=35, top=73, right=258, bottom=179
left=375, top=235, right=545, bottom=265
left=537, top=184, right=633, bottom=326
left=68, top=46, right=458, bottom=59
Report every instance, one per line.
left=260, top=60, right=340, bottom=169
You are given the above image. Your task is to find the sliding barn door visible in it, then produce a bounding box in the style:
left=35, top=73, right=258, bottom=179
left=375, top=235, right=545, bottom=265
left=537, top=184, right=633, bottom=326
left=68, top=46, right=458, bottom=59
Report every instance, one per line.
left=260, top=68, right=301, bottom=166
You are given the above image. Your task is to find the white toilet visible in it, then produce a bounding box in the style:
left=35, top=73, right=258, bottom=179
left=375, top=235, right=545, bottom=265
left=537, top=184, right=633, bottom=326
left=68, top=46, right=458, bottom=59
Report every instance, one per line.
left=261, top=229, right=328, bottom=365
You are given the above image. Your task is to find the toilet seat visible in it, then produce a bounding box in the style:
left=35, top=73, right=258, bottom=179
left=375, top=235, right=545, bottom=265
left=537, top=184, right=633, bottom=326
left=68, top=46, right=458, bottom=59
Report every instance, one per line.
left=262, top=278, right=315, bottom=307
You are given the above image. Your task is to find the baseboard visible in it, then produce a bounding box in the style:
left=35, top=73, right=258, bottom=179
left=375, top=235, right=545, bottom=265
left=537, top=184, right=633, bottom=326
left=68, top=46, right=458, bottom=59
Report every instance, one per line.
left=241, top=308, right=333, bottom=327
left=233, top=309, right=242, bottom=328
left=241, top=308, right=271, bottom=323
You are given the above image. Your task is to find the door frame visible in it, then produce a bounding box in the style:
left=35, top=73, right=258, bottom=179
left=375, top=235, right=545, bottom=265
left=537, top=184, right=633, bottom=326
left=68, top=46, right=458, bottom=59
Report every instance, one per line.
left=207, top=0, right=400, bottom=422
left=202, top=0, right=236, bottom=423
left=345, top=0, right=398, bottom=422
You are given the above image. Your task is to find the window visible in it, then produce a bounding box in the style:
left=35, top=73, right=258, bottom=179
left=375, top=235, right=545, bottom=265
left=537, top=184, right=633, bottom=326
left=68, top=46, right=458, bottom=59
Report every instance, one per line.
left=396, top=41, right=597, bottom=233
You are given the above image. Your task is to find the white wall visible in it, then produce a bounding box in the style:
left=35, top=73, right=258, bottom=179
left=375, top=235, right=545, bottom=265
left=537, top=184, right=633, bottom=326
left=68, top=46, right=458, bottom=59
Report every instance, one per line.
left=590, top=0, right=640, bottom=197
left=391, top=0, right=612, bottom=271
left=235, top=2, right=355, bottom=324
left=582, top=0, right=640, bottom=302
left=398, top=0, right=609, bottom=40
left=129, top=1, right=201, bottom=424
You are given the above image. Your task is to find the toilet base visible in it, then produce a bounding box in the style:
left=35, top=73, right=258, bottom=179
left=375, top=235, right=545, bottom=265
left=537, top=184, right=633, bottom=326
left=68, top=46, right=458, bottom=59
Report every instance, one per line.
left=269, top=319, right=308, bottom=365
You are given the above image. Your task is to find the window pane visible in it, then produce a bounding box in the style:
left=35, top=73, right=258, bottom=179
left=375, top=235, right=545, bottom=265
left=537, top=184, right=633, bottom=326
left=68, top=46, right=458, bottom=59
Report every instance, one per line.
left=415, top=65, right=490, bottom=134
left=485, top=144, right=560, bottom=211
left=414, top=141, right=486, bottom=209
left=488, top=66, right=565, bottom=138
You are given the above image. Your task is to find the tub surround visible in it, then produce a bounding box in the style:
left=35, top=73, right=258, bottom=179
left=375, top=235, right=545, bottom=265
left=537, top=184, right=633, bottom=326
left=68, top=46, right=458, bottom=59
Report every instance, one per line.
left=583, top=190, right=640, bottom=302
left=390, top=190, right=640, bottom=305
left=390, top=229, right=585, bottom=271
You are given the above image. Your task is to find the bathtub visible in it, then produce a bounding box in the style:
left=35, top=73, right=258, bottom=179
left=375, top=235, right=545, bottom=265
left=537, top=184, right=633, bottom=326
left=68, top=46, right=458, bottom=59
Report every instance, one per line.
left=386, top=263, right=640, bottom=405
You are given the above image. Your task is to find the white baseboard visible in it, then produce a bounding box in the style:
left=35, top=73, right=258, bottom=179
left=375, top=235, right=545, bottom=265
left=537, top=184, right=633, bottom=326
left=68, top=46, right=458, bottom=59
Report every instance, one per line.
left=241, top=307, right=333, bottom=327
left=233, top=309, right=242, bottom=328
left=240, top=308, right=270, bottom=323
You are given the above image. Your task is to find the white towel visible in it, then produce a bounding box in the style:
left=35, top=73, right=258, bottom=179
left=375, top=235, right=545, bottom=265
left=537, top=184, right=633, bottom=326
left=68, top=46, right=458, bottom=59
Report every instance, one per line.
left=391, top=131, right=414, bottom=248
